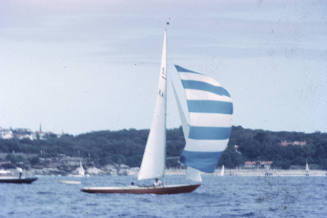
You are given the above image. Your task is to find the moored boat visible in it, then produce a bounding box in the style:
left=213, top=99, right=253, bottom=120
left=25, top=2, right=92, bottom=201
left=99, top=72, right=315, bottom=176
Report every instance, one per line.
left=0, top=177, right=38, bottom=184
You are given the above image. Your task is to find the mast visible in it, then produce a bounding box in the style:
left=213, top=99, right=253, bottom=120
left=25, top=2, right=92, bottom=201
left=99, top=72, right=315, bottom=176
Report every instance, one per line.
left=138, top=30, right=167, bottom=181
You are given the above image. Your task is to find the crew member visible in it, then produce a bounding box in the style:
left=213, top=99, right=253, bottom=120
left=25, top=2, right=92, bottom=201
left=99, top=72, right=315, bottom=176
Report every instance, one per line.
left=154, top=178, right=162, bottom=187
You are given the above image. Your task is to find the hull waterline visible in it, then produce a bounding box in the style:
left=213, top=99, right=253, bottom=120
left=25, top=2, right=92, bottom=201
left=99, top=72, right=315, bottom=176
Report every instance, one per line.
left=81, top=184, right=200, bottom=195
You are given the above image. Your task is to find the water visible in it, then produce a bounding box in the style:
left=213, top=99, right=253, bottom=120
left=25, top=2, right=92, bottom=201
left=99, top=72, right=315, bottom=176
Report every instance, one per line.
left=1, top=175, right=326, bottom=217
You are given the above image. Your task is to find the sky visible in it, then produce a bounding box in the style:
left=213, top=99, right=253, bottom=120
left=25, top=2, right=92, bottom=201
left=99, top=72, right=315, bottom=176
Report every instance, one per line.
left=0, top=0, right=326, bottom=134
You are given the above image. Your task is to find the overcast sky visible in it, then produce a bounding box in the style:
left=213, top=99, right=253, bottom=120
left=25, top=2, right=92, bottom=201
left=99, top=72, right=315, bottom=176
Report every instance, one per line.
left=0, top=0, right=326, bottom=134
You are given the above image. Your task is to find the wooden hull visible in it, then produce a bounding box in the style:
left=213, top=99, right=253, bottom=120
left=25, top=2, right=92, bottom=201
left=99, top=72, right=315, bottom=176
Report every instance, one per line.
left=81, top=184, right=200, bottom=195
left=0, top=177, right=38, bottom=184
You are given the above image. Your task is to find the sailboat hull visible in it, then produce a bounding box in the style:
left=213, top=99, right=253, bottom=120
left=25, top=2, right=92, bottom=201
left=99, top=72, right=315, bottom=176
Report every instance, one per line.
left=81, top=184, right=200, bottom=194
left=0, top=177, right=37, bottom=184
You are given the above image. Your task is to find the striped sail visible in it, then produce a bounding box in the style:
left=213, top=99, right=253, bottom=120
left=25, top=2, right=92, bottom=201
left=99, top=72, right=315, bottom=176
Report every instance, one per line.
left=172, top=79, right=202, bottom=182
left=175, top=65, right=233, bottom=173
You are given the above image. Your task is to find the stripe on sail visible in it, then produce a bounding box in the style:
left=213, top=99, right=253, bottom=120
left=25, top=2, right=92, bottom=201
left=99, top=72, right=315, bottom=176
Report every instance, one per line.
left=189, top=126, right=232, bottom=140
left=182, top=80, right=231, bottom=97
left=181, top=151, right=222, bottom=173
left=187, top=100, right=233, bottom=114
left=189, top=113, right=232, bottom=127
left=175, top=65, right=199, bottom=74
left=180, top=72, right=221, bottom=87
left=185, top=139, right=229, bottom=152
left=185, top=89, right=232, bottom=102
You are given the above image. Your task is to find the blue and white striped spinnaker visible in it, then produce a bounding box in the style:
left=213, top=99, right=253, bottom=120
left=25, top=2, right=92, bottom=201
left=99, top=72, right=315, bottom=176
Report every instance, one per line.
left=175, top=65, right=233, bottom=173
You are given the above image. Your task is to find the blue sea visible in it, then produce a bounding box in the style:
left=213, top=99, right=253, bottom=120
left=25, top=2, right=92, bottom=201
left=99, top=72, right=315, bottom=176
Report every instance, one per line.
left=1, top=175, right=326, bottom=218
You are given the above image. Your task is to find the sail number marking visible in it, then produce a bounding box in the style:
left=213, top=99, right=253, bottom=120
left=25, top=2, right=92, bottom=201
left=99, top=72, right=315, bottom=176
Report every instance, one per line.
left=159, top=90, right=164, bottom=97
left=161, top=67, right=167, bottom=80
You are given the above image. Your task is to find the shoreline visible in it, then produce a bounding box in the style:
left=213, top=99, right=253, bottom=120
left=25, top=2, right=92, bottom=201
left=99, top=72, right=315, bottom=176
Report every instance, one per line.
left=165, top=169, right=327, bottom=177
left=212, top=169, right=327, bottom=177
left=21, top=168, right=327, bottom=177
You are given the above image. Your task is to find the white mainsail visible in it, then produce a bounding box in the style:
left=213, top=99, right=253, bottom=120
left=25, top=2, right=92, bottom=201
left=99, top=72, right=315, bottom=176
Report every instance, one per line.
left=138, top=31, right=167, bottom=180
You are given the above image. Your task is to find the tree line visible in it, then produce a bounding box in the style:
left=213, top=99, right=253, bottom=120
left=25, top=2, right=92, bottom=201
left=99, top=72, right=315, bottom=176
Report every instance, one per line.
left=0, top=126, right=326, bottom=169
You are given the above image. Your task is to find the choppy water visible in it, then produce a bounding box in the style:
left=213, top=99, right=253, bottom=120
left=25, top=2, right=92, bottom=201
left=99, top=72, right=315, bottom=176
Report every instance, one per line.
left=1, top=175, right=326, bottom=218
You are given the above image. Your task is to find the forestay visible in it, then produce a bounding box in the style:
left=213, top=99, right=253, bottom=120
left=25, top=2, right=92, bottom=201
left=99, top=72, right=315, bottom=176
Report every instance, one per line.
left=175, top=65, right=233, bottom=173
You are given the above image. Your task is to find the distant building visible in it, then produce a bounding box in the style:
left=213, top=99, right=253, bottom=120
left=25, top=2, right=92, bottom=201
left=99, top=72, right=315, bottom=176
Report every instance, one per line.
left=244, top=161, right=256, bottom=169
left=13, top=128, right=37, bottom=140
left=0, top=127, right=56, bottom=140
left=244, top=161, right=273, bottom=169
left=281, top=140, right=307, bottom=147
left=0, top=128, right=13, bottom=139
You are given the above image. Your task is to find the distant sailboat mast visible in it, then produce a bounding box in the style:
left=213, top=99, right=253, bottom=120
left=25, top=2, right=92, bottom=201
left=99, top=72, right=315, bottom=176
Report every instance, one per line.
left=305, top=161, right=310, bottom=176
left=78, top=160, right=85, bottom=177
left=220, top=165, right=225, bottom=176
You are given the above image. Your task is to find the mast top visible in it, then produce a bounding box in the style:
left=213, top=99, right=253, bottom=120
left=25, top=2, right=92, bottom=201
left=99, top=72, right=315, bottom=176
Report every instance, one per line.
left=165, top=18, right=170, bottom=31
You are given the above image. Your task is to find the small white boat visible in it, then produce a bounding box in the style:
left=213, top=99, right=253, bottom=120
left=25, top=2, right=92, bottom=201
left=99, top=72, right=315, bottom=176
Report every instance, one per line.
left=60, top=180, right=81, bottom=185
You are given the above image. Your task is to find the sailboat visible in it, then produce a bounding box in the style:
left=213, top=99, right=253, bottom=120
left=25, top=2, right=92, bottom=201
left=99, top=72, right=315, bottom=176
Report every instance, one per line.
left=305, top=161, right=310, bottom=176
left=60, top=160, right=85, bottom=184
left=0, top=167, right=37, bottom=184
left=220, top=165, right=225, bottom=176
left=81, top=29, right=233, bottom=194
left=76, top=160, right=85, bottom=177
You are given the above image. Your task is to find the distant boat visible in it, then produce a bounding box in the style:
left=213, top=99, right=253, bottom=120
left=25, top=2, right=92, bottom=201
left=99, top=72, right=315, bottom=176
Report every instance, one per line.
left=220, top=165, right=225, bottom=176
left=0, top=177, right=38, bottom=184
left=305, top=161, right=310, bottom=176
left=0, top=168, right=37, bottom=184
left=60, top=180, right=81, bottom=185
left=81, top=28, right=233, bottom=194
left=79, top=161, right=85, bottom=176
left=74, top=160, right=85, bottom=177
left=60, top=160, right=86, bottom=184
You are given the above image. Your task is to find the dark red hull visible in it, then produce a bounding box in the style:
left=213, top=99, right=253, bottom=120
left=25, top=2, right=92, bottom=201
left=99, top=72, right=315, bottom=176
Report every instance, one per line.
left=0, top=177, right=38, bottom=184
left=81, top=184, right=200, bottom=195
